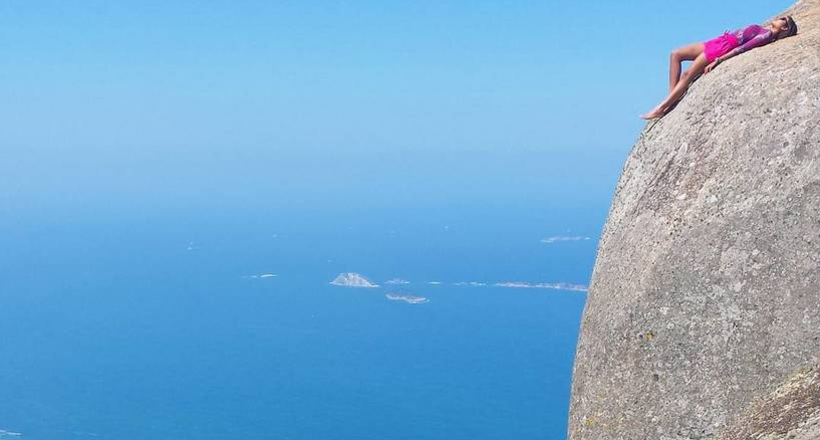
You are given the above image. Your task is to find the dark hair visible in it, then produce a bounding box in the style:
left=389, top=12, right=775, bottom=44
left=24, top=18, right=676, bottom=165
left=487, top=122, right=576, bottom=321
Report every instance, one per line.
left=779, top=16, right=798, bottom=39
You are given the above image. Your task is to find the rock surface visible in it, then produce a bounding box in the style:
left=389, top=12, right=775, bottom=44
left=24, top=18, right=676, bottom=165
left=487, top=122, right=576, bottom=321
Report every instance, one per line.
left=716, top=361, right=820, bottom=440
left=567, top=1, right=820, bottom=439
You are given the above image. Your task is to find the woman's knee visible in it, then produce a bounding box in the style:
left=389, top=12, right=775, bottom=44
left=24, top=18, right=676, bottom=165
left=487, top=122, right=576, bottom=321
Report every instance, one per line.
left=670, top=49, right=682, bottom=60
left=680, top=69, right=696, bottom=82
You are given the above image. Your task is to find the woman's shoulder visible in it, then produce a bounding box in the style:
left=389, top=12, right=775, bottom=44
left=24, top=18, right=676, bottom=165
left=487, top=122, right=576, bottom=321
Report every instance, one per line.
left=732, top=23, right=760, bottom=34
left=740, top=23, right=773, bottom=37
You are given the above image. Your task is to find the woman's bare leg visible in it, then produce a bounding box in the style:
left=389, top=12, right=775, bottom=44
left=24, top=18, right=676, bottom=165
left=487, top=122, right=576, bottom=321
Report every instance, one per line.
left=669, top=43, right=705, bottom=92
left=641, top=53, right=710, bottom=120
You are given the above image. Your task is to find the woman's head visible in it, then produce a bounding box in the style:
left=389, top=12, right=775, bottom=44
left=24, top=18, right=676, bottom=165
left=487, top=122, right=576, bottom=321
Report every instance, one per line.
left=771, top=16, right=797, bottom=39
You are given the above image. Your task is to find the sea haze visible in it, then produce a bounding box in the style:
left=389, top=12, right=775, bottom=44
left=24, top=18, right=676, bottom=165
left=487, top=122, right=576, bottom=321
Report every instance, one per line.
left=0, top=149, right=618, bottom=439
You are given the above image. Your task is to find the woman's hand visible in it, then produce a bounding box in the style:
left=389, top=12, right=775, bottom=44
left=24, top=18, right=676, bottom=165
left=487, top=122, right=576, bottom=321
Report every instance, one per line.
left=704, top=59, right=720, bottom=74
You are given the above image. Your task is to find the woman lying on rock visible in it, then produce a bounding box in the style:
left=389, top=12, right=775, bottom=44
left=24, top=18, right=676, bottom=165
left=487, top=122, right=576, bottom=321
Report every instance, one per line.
left=640, top=16, right=797, bottom=120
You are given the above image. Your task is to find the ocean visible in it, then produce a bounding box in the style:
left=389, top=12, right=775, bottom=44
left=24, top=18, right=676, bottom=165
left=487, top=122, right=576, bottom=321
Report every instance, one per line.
left=0, top=149, right=618, bottom=439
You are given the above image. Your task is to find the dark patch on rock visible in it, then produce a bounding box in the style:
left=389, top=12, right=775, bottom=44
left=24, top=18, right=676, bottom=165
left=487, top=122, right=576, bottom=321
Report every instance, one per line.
left=716, top=362, right=820, bottom=440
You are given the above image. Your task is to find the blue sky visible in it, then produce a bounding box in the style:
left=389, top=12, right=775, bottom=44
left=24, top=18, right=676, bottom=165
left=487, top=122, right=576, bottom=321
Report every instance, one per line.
left=0, top=0, right=792, bottom=218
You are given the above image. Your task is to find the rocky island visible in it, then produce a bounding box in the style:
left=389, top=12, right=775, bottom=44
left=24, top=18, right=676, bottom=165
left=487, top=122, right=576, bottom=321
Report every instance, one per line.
left=329, top=272, right=379, bottom=288
left=386, top=293, right=429, bottom=304
left=567, top=1, right=820, bottom=439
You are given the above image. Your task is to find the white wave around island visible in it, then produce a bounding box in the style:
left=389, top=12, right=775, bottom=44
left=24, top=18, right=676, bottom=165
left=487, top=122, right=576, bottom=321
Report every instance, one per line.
left=330, top=272, right=379, bottom=288
left=541, top=235, right=591, bottom=244
left=452, top=281, right=487, bottom=287
left=387, top=279, right=586, bottom=292
left=494, top=281, right=588, bottom=292
left=0, top=429, right=22, bottom=438
left=386, top=293, right=429, bottom=304
left=243, top=273, right=278, bottom=279
left=384, top=278, right=410, bottom=285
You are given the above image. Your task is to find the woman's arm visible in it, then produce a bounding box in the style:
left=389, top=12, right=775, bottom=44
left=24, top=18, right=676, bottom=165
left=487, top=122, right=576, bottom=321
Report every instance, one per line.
left=705, top=53, right=734, bottom=74
left=731, top=30, right=776, bottom=56
left=705, top=30, right=775, bottom=73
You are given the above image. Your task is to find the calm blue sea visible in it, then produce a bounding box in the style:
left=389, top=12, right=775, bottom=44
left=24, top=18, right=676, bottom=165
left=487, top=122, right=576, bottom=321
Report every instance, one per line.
left=0, top=150, right=620, bottom=439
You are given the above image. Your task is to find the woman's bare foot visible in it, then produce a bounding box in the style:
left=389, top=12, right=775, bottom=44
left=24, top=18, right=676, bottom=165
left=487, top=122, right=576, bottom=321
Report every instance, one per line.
left=640, top=106, right=666, bottom=120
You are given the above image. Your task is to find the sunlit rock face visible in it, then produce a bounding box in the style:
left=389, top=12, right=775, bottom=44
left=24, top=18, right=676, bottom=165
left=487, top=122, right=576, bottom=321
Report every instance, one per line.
left=567, top=1, right=820, bottom=439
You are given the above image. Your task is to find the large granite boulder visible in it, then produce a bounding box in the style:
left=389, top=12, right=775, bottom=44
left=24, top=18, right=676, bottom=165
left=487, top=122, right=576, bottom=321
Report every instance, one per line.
left=567, top=1, right=820, bottom=439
